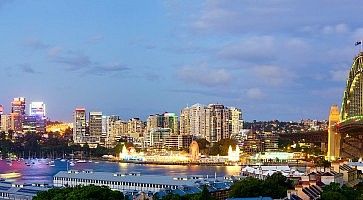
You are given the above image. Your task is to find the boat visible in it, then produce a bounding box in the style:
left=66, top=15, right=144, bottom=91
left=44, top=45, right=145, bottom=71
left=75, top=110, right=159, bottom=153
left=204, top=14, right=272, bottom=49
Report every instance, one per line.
left=0, top=172, right=21, bottom=179
left=77, top=160, right=87, bottom=163
left=49, top=160, right=55, bottom=167
left=60, top=159, right=66, bottom=162
left=69, top=161, right=75, bottom=166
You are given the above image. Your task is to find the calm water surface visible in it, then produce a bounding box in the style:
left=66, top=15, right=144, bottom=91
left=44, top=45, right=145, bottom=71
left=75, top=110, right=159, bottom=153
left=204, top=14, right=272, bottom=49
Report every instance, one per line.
left=0, top=159, right=242, bottom=184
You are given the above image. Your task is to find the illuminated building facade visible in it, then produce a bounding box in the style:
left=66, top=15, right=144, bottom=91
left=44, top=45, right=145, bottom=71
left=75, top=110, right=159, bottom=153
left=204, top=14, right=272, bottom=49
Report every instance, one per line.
left=327, top=105, right=340, bottom=161
left=229, top=107, right=243, bottom=136
left=73, top=108, right=86, bottom=144
left=26, top=102, right=47, bottom=133
left=29, top=102, right=46, bottom=117
left=180, top=104, right=240, bottom=143
left=11, top=97, right=26, bottom=116
left=11, top=97, right=26, bottom=132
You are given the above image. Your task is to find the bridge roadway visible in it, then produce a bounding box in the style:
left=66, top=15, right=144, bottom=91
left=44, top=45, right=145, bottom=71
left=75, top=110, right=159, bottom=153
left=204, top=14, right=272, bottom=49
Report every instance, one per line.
left=278, top=130, right=328, bottom=143
left=336, top=120, right=363, bottom=158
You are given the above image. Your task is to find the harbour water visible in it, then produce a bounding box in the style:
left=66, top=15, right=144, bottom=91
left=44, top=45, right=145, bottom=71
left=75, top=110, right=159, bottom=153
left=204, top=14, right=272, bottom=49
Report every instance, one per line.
left=0, top=159, right=242, bottom=184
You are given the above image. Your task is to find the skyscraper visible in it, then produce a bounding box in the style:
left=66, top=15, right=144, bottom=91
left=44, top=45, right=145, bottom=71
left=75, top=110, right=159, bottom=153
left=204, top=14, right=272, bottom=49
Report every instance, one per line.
left=89, top=112, right=103, bottom=144
left=27, top=102, right=46, bottom=133
left=180, top=103, right=240, bottom=143
left=29, top=102, right=46, bottom=117
left=11, top=97, right=26, bottom=132
left=229, top=107, right=243, bottom=136
left=11, top=97, right=26, bottom=115
left=73, top=108, right=86, bottom=144
left=163, top=113, right=179, bottom=134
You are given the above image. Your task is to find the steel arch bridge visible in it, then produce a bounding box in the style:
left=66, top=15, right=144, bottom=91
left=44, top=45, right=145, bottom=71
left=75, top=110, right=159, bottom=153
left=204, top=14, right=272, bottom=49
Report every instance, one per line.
left=338, top=52, right=363, bottom=158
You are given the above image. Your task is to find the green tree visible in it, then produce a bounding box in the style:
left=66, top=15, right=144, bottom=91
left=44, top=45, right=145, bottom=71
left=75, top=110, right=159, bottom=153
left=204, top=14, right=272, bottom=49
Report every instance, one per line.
left=321, top=183, right=363, bottom=200
left=34, top=185, right=124, bottom=200
left=263, top=172, right=294, bottom=198
left=230, top=177, right=264, bottom=197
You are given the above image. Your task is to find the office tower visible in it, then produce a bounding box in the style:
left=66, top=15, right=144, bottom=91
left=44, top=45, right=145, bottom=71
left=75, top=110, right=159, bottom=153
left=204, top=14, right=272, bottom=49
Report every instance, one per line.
left=22, top=115, right=37, bottom=133
left=29, top=102, right=46, bottom=117
left=163, top=113, right=179, bottom=134
left=11, top=97, right=26, bottom=132
left=89, top=112, right=102, bottom=144
left=73, top=108, right=86, bottom=144
left=28, top=102, right=46, bottom=133
left=229, top=107, right=243, bottom=136
left=11, top=97, right=26, bottom=115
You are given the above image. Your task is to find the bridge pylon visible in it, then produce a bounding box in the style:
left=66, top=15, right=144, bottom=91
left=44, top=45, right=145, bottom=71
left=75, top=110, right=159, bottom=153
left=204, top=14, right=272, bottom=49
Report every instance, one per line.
left=326, top=105, right=340, bottom=161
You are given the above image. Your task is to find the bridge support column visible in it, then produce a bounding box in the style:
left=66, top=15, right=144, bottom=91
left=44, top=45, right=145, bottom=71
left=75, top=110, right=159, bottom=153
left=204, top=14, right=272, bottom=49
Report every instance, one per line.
left=327, top=105, right=340, bottom=161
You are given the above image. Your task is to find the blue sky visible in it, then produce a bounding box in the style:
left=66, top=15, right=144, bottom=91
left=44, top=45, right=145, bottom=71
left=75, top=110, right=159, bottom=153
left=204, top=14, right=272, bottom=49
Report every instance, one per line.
left=0, top=0, right=362, bottom=121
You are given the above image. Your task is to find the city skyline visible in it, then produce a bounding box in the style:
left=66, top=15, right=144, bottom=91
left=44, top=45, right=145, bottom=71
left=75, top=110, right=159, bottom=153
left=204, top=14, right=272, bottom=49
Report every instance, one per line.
left=1, top=1, right=362, bottom=121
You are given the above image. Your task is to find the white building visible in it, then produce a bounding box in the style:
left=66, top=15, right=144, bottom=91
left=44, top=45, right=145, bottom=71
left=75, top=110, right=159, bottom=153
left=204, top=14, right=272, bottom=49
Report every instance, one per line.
left=53, top=170, right=228, bottom=193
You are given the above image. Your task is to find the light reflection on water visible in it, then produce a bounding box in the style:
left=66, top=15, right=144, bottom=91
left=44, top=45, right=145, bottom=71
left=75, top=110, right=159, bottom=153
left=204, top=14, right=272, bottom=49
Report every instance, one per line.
left=0, top=159, right=241, bottom=184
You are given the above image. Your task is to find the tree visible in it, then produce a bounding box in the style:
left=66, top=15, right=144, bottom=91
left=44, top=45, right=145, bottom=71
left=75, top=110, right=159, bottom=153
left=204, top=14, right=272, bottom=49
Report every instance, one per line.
left=321, top=182, right=363, bottom=200
left=34, top=185, right=124, bottom=200
left=230, top=177, right=264, bottom=197
left=263, top=172, right=294, bottom=198
left=230, top=173, right=293, bottom=199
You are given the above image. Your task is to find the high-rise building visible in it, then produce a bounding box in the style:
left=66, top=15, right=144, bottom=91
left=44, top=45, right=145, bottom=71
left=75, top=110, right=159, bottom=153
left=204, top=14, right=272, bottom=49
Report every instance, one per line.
left=207, top=104, right=230, bottom=142
left=89, top=112, right=103, bottom=144
left=1, top=114, right=10, bottom=132
left=29, top=102, right=46, bottom=117
left=163, top=113, right=179, bottom=134
left=229, top=107, right=243, bottom=136
left=105, top=115, right=120, bottom=147
left=146, top=114, right=164, bottom=133
left=127, top=118, right=144, bottom=139
left=27, top=102, right=46, bottom=133
left=180, top=103, right=239, bottom=143
left=0, top=105, right=3, bottom=115
left=11, top=97, right=26, bottom=132
left=11, top=97, right=26, bottom=115
left=73, top=108, right=86, bottom=144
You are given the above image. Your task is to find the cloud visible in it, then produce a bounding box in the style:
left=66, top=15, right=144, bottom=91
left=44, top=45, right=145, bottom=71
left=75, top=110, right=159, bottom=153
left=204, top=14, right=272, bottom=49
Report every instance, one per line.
left=86, top=34, right=104, bottom=44
left=50, top=51, right=92, bottom=71
left=90, top=63, right=130, bottom=75
left=218, top=36, right=276, bottom=62
left=330, top=69, right=349, bottom=82
left=23, top=38, right=50, bottom=50
left=252, top=65, right=295, bottom=86
left=246, top=88, right=264, bottom=100
left=322, top=23, right=349, bottom=34
left=177, top=65, right=231, bottom=87
left=19, top=64, right=37, bottom=74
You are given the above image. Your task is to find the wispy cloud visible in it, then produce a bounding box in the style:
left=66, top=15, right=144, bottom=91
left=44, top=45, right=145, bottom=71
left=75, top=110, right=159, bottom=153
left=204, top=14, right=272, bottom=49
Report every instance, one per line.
left=86, top=34, right=104, bottom=44
left=177, top=64, right=231, bottom=87
left=23, top=38, right=50, bottom=50
left=19, top=63, right=37, bottom=74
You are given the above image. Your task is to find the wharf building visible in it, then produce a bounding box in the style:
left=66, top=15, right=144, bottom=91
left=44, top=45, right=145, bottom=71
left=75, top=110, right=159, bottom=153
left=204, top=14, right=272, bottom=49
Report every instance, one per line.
left=53, top=170, right=233, bottom=194
left=0, top=181, right=50, bottom=200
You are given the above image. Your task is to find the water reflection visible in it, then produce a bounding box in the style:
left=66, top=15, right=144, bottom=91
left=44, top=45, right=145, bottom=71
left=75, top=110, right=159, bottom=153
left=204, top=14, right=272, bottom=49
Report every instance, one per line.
left=0, top=160, right=241, bottom=184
